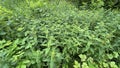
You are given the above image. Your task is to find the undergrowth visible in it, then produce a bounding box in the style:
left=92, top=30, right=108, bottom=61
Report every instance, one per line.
left=0, top=0, right=120, bottom=68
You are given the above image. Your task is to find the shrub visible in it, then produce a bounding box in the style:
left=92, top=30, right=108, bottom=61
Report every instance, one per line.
left=0, top=0, right=120, bottom=68
left=67, top=0, right=120, bottom=9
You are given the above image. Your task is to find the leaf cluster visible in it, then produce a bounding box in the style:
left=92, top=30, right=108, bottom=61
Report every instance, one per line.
left=0, top=0, right=120, bottom=68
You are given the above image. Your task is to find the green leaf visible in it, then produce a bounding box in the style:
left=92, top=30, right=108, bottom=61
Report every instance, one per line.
left=0, top=32, right=6, bottom=35
left=113, top=52, right=119, bottom=58
left=73, top=60, right=80, bottom=68
left=82, top=62, right=89, bottom=68
left=103, top=62, right=108, bottom=67
left=107, top=54, right=113, bottom=59
left=17, top=64, right=26, bottom=68
left=17, top=27, right=24, bottom=31
left=0, top=41, right=12, bottom=49
left=79, top=54, right=87, bottom=61
left=88, top=62, right=96, bottom=68
left=23, top=60, right=30, bottom=64
left=110, top=62, right=118, bottom=68
left=21, top=65, right=26, bottom=68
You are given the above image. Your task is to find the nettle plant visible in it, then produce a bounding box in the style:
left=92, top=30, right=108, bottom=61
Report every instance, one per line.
left=0, top=0, right=120, bottom=68
left=67, top=0, right=120, bottom=9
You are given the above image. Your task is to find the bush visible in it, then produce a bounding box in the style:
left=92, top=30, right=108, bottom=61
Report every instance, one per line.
left=0, top=0, right=120, bottom=68
left=67, top=0, right=120, bottom=9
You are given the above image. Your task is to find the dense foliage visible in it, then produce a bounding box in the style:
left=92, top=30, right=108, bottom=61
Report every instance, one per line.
left=0, top=0, right=120, bottom=68
left=68, top=0, right=120, bottom=9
